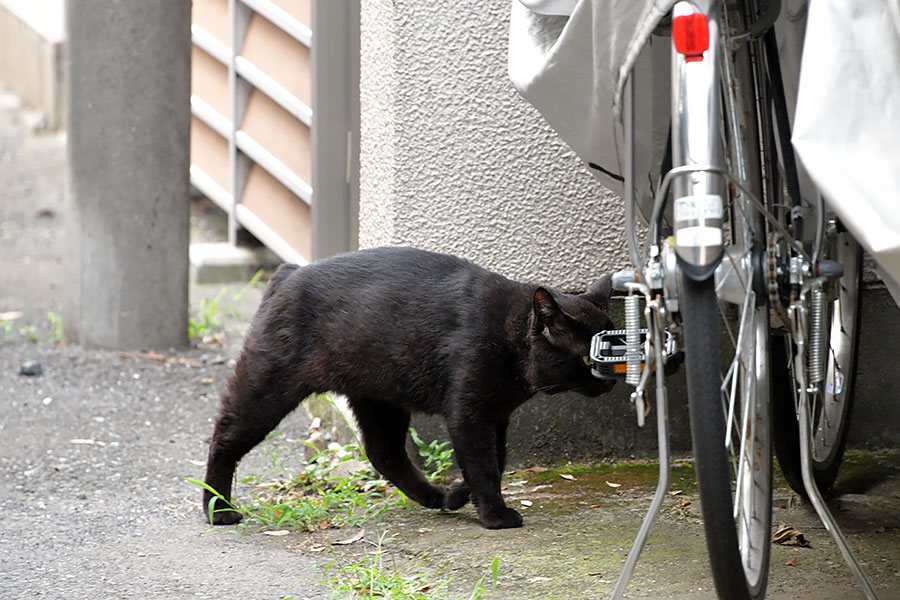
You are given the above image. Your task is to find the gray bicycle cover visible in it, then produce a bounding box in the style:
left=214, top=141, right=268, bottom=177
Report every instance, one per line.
left=508, top=0, right=677, bottom=222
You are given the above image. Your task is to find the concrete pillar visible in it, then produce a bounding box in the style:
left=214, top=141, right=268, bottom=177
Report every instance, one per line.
left=65, top=0, right=191, bottom=349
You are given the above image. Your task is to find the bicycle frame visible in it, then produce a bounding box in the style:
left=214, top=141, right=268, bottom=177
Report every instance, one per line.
left=670, top=0, right=725, bottom=279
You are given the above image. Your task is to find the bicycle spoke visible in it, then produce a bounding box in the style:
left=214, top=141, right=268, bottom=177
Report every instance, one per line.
left=723, top=287, right=755, bottom=450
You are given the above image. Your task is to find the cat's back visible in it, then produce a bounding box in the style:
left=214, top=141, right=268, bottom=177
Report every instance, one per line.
left=260, top=246, right=520, bottom=321
left=323, top=246, right=475, bottom=285
left=284, top=246, right=503, bottom=298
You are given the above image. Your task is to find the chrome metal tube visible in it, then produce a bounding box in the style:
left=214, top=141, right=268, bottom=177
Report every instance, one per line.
left=623, top=74, right=642, bottom=271
left=611, top=309, right=670, bottom=600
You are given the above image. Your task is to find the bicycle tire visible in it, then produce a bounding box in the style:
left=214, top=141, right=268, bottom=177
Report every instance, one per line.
left=681, top=274, right=772, bottom=600
left=773, top=232, right=861, bottom=497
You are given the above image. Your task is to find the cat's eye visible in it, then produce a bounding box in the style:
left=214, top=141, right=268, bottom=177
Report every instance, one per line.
left=582, top=355, right=593, bottom=367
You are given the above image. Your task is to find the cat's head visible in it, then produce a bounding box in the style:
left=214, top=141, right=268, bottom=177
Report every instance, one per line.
left=526, top=275, right=616, bottom=397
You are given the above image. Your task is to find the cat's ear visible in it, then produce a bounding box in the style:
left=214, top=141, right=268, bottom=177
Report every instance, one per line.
left=532, top=287, right=563, bottom=327
left=582, top=275, right=612, bottom=311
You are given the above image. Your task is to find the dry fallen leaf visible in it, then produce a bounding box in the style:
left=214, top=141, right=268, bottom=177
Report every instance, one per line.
left=669, top=490, right=683, bottom=496
left=201, top=378, right=214, bottom=385
left=70, top=439, right=106, bottom=447
left=334, top=529, right=365, bottom=545
left=560, top=474, right=577, bottom=481
left=589, top=504, right=602, bottom=509
left=522, top=466, right=548, bottom=473
left=186, top=459, right=206, bottom=467
left=785, top=557, right=798, bottom=567
left=0, top=311, right=23, bottom=321
left=309, top=546, right=327, bottom=553
left=778, top=503, right=787, bottom=509
left=118, top=350, right=168, bottom=362
left=262, top=530, right=289, bottom=536
left=520, top=500, right=533, bottom=507
left=605, top=481, right=621, bottom=488
left=681, top=499, right=692, bottom=508
left=772, top=523, right=810, bottom=547
left=587, top=571, right=603, bottom=577
left=319, top=520, right=329, bottom=530
left=875, top=526, right=886, bottom=533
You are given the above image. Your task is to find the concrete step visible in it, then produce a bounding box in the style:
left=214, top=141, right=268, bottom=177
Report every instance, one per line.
left=189, top=241, right=282, bottom=285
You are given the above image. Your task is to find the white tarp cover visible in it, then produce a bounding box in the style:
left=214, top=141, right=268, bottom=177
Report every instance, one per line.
left=792, top=0, right=900, bottom=299
left=510, top=0, right=900, bottom=297
left=508, top=0, right=678, bottom=220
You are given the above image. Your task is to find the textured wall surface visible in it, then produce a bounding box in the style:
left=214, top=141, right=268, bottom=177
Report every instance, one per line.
left=359, top=0, right=627, bottom=292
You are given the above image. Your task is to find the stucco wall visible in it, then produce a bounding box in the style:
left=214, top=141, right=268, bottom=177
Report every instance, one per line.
left=358, top=0, right=627, bottom=292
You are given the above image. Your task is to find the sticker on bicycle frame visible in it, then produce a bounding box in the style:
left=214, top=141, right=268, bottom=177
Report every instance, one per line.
left=675, top=226, right=722, bottom=247
left=674, top=194, right=724, bottom=221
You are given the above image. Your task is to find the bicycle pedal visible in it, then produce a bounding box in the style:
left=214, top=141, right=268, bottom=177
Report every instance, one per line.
left=589, top=329, right=677, bottom=380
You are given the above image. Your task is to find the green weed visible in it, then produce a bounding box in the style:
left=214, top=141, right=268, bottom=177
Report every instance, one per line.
left=188, top=431, right=406, bottom=532
left=48, top=312, right=63, bottom=344
left=188, top=294, right=224, bottom=340
left=319, top=533, right=498, bottom=599
left=409, top=428, right=454, bottom=482
left=189, top=269, right=267, bottom=340
left=0, top=321, right=12, bottom=340
left=22, top=324, right=37, bottom=343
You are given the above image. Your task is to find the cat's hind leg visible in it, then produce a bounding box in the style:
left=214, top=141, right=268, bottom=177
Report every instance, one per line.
left=348, top=398, right=460, bottom=510
left=203, top=354, right=310, bottom=525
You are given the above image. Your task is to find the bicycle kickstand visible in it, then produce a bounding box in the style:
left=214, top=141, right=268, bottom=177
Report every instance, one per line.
left=791, top=294, right=880, bottom=600
left=611, top=290, right=671, bottom=600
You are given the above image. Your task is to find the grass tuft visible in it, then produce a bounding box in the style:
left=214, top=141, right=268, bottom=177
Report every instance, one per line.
left=187, top=430, right=407, bottom=533
left=319, top=532, right=498, bottom=599
left=409, top=428, right=454, bottom=482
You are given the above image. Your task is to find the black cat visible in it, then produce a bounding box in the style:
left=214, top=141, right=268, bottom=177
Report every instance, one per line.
left=203, top=246, right=615, bottom=529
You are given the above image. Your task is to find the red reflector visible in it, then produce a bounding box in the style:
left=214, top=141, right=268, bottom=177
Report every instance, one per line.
left=673, top=13, right=709, bottom=62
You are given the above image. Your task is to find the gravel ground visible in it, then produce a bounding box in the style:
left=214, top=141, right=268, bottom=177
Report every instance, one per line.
left=1, top=88, right=898, bottom=600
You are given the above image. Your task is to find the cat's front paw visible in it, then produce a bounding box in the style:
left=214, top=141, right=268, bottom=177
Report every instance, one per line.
left=479, top=506, right=523, bottom=529
left=210, top=509, right=243, bottom=525
left=204, top=492, right=243, bottom=525
left=443, top=481, right=470, bottom=510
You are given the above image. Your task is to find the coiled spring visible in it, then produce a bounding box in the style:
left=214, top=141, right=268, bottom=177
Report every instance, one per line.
left=808, top=286, right=826, bottom=384
left=625, top=294, right=642, bottom=386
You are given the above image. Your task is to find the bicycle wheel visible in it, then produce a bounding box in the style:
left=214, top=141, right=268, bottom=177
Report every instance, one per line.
left=773, top=228, right=861, bottom=497
left=681, top=269, right=772, bottom=600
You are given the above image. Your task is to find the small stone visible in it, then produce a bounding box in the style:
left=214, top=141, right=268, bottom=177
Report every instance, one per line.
left=18, top=361, right=42, bottom=376
left=42, top=397, right=53, bottom=406
left=330, top=459, right=367, bottom=481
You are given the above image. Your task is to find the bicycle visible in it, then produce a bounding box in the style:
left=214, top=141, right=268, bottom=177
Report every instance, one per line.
left=510, top=0, right=879, bottom=597
left=604, top=1, right=876, bottom=598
